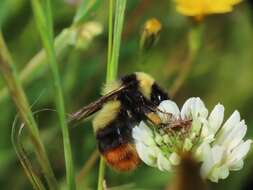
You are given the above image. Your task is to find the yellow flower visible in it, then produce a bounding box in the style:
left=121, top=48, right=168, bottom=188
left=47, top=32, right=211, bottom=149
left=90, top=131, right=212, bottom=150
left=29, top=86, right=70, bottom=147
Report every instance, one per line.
left=175, top=0, right=242, bottom=20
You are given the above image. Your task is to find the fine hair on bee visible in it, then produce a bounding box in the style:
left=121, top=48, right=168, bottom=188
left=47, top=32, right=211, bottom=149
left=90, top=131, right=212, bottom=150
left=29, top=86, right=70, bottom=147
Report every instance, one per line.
left=69, top=72, right=169, bottom=171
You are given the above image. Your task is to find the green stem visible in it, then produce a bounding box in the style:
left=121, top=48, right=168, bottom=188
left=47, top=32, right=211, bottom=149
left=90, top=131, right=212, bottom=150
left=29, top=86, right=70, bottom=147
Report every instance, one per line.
left=30, top=0, right=76, bottom=189
left=97, top=157, right=106, bottom=190
left=170, top=24, right=203, bottom=98
left=0, top=33, right=58, bottom=190
left=106, top=0, right=114, bottom=82
left=97, top=0, right=127, bottom=189
left=108, top=0, right=127, bottom=81
left=97, top=0, right=115, bottom=188
left=73, top=0, right=100, bottom=26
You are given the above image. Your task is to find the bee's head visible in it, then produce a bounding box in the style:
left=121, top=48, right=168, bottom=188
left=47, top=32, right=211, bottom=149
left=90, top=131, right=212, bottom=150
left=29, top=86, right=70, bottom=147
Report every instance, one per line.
left=150, top=83, right=169, bottom=106
left=121, top=72, right=169, bottom=106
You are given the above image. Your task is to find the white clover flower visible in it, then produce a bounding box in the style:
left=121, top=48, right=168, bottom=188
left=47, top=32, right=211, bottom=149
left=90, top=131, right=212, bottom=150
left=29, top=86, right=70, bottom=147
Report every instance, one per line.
left=132, top=97, right=252, bottom=183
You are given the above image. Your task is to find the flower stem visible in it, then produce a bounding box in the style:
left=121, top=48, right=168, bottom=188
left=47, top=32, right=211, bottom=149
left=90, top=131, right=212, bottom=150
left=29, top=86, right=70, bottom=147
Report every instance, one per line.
left=97, top=0, right=127, bottom=189
left=170, top=24, right=203, bottom=98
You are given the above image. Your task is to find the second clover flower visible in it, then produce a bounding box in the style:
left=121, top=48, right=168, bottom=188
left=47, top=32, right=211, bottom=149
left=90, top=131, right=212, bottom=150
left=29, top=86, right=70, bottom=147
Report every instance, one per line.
left=132, top=97, right=252, bottom=182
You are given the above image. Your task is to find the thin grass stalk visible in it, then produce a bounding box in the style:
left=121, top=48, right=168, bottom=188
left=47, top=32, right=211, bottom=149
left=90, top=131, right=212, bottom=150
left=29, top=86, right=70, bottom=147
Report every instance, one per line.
left=30, top=0, right=76, bottom=189
left=0, top=0, right=101, bottom=103
left=97, top=0, right=114, bottom=186
left=73, top=0, right=100, bottom=26
left=107, top=0, right=127, bottom=81
left=97, top=157, right=106, bottom=190
left=106, top=0, right=114, bottom=82
left=76, top=150, right=99, bottom=184
left=97, top=0, right=127, bottom=189
left=12, top=121, right=46, bottom=190
left=0, top=33, right=58, bottom=189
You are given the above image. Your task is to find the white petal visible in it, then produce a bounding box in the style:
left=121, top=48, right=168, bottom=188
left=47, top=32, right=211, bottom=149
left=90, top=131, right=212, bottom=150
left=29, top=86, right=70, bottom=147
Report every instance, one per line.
left=218, top=167, right=229, bottom=180
left=181, top=97, right=196, bottom=119
left=221, top=121, right=247, bottom=150
left=200, top=143, right=215, bottom=178
left=158, top=100, right=180, bottom=122
left=201, top=145, right=224, bottom=179
left=132, top=122, right=155, bottom=146
left=229, top=160, right=244, bottom=171
left=194, top=142, right=206, bottom=161
left=209, top=166, right=229, bottom=182
left=157, top=152, right=172, bottom=171
left=135, top=142, right=157, bottom=167
left=208, top=104, right=224, bottom=134
left=181, top=97, right=208, bottom=120
left=211, top=146, right=224, bottom=165
left=193, top=97, right=209, bottom=118
left=227, top=139, right=252, bottom=167
left=203, top=146, right=228, bottom=182
left=223, top=111, right=241, bottom=130
left=215, top=111, right=241, bottom=144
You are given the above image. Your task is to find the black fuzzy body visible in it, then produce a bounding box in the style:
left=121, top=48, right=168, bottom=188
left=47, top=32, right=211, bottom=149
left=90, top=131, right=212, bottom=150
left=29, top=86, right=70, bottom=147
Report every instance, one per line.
left=96, top=73, right=169, bottom=153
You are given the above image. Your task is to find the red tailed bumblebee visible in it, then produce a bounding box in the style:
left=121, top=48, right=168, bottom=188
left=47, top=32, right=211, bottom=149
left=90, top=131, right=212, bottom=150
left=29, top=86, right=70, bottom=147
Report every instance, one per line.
left=69, top=72, right=169, bottom=171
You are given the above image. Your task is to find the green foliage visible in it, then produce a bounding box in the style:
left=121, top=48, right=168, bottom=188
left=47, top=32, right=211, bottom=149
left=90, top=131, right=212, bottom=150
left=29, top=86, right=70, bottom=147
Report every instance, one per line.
left=0, top=0, right=253, bottom=190
left=31, top=0, right=75, bottom=189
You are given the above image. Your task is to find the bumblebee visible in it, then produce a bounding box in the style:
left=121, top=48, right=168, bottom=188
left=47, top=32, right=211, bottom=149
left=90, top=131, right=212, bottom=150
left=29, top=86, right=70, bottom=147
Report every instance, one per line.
left=69, top=72, right=169, bottom=171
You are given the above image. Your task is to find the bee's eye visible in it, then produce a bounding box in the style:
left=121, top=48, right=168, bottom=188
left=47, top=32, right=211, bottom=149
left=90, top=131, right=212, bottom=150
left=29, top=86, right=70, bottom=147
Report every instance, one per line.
left=151, top=83, right=168, bottom=105
left=157, top=95, right=161, bottom=101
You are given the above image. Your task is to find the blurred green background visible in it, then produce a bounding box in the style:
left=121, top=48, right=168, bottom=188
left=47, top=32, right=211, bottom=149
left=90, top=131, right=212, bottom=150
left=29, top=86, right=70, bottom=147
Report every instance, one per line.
left=0, top=0, right=253, bottom=189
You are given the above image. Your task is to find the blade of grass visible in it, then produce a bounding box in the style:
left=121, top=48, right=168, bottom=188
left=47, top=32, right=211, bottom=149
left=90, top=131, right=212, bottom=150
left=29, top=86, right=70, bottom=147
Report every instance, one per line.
left=106, top=0, right=127, bottom=82
left=73, top=0, right=100, bottom=26
left=106, top=0, right=114, bottom=81
left=98, top=0, right=127, bottom=190
left=30, top=0, right=76, bottom=189
left=0, top=32, right=59, bottom=189
left=0, top=0, right=101, bottom=103
left=12, top=120, right=46, bottom=190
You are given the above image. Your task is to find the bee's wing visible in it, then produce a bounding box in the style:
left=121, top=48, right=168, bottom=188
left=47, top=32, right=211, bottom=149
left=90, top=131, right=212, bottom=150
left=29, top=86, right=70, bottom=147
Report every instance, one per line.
left=68, top=85, right=127, bottom=125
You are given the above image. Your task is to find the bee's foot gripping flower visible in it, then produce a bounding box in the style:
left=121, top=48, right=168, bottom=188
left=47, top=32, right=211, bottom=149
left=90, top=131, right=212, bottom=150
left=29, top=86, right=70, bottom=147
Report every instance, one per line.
left=132, top=97, right=252, bottom=182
